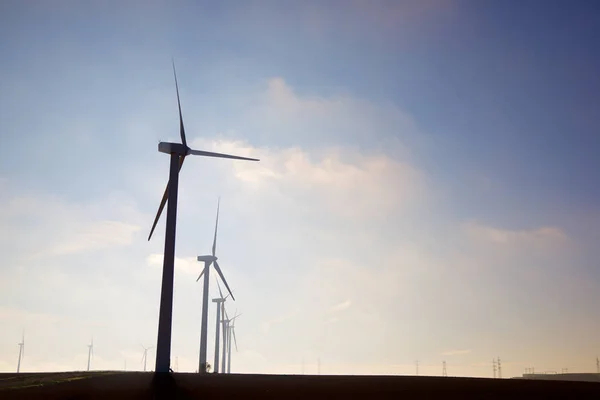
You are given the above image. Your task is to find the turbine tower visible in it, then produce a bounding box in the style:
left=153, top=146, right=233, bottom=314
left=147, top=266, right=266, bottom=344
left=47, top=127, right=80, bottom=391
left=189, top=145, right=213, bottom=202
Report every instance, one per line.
left=196, top=198, right=236, bottom=374
left=87, top=337, right=94, bottom=372
left=147, top=61, right=259, bottom=373
left=16, top=331, right=24, bottom=373
left=212, top=280, right=230, bottom=373
left=227, top=312, right=239, bottom=374
left=142, top=345, right=153, bottom=372
left=221, top=308, right=229, bottom=374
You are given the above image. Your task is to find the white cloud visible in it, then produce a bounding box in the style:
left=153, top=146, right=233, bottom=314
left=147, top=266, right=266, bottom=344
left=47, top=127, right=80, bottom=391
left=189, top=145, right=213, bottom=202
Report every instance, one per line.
left=48, top=221, right=140, bottom=257
left=329, top=299, right=352, bottom=313
left=188, top=138, right=425, bottom=222
left=146, top=253, right=200, bottom=277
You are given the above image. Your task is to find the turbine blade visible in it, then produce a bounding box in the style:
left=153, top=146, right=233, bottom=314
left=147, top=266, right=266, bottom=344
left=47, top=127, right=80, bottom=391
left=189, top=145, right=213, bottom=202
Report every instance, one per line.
left=233, top=328, right=238, bottom=351
left=187, top=149, right=259, bottom=162
left=148, top=156, right=185, bottom=241
left=172, top=59, right=187, bottom=148
left=213, top=260, right=235, bottom=301
left=196, top=267, right=205, bottom=282
left=212, top=197, right=220, bottom=256
left=216, top=276, right=224, bottom=299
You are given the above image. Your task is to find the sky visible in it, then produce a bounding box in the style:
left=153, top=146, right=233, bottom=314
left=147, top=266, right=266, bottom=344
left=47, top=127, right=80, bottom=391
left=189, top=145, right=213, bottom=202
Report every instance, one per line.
left=1, top=0, right=599, bottom=378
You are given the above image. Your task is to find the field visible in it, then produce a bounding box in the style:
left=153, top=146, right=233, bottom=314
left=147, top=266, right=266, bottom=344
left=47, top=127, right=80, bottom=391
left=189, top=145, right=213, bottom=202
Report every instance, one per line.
left=1, top=372, right=599, bottom=399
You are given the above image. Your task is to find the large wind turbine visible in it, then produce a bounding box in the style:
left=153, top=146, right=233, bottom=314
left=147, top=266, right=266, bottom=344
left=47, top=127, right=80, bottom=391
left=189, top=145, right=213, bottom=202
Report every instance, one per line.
left=87, top=337, right=94, bottom=372
left=148, top=61, right=259, bottom=373
left=16, top=331, right=24, bottom=373
left=196, top=198, right=236, bottom=374
left=141, top=345, right=153, bottom=372
left=212, top=280, right=230, bottom=373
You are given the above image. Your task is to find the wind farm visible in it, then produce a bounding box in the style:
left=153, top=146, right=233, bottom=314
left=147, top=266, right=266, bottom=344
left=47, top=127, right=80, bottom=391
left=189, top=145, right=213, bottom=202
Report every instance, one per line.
left=4, top=1, right=600, bottom=398
left=1, top=60, right=599, bottom=399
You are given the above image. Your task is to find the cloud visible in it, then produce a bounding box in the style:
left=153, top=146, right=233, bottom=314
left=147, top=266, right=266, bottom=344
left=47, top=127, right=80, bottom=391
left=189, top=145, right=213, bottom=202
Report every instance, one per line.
left=464, top=222, right=567, bottom=246
left=441, top=349, right=472, bottom=356
left=0, top=188, right=146, bottom=263
left=329, top=299, right=352, bottom=313
left=146, top=253, right=200, bottom=277
left=47, top=221, right=140, bottom=257
left=188, top=138, right=425, bottom=221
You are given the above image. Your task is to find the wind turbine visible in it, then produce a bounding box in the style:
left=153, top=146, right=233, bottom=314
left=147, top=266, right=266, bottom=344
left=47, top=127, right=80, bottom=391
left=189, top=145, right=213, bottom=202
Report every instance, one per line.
left=87, top=337, right=94, bottom=372
left=16, top=331, right=24, bottom=373
left=148, top=61, right=259, bottom=373
left=195, top=198, right=236, bottom=374
left=141, top=345, right=153, bottom=372
left=212, top=280, right=230, bottom=373
left=223, top=310, right=241, bottom=374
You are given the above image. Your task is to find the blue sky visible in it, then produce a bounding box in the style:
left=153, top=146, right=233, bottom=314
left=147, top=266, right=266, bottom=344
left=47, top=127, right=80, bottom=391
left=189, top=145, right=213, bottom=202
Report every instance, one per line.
left=1, top=0, right=599, bottom=377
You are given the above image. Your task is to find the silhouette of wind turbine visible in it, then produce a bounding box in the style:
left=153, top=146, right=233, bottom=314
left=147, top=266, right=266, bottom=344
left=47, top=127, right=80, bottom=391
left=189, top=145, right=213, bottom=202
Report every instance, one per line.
left=87, top=337, right=94, bottom=372
left=222, top=310, right=241, bottom=374
left=16, top=330, right=24, bottom=373
left=141, top=345, right=153, bottom=372
left=196, top=198, right=236, bottom=374
left=148, top=61, right=259, bottom=373
left=212, top=280, right=230, bottom=373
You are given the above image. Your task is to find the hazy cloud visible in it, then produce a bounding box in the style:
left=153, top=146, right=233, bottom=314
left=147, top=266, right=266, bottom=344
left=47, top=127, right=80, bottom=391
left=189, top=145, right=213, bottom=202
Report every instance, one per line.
left=329, top=299, right=352, bottom=313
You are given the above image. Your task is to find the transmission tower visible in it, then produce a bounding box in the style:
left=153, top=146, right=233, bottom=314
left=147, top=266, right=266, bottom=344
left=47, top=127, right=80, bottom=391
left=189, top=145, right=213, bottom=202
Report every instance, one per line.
left=596, top=357, right=599, bottom=374
left=493, top=359, right=497, bottom=378
left=497, top=357, right=502, bottom=378
left=442, top=361, right=447, bottom=377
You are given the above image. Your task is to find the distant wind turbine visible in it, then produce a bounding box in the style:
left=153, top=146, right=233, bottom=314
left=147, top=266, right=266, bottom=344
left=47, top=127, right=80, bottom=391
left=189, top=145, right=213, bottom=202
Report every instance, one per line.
left=141, top=345, right=153, bottom=372
left=16, top=330, right=24, bottom=373
left=223, top=310, right=241, bottom=374
left=148, top=60, right=259, bottom=373
left=87, top=337, right=94, bottom=372
left=212, top=280, right=230, bottom=373
left=196, top=198, right=236, bottom=374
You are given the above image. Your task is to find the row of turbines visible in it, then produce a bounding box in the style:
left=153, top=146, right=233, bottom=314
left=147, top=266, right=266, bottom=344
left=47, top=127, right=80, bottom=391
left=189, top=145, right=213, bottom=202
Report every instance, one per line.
left=146, top=60, right=259, bottom=374
left=14, top=199, right=244, bottom=374
left=13, top=61, right=256, bottom=375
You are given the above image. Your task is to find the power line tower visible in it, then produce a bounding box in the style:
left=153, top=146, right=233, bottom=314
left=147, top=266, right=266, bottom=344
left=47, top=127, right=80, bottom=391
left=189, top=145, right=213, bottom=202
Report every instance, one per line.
left=596, top=357, right=599, bottom=374
left=493, top=359, right=497, bottom=378
left=497, top=357, right=502, bottom=379
left=442, top=361, right=447, bottom=377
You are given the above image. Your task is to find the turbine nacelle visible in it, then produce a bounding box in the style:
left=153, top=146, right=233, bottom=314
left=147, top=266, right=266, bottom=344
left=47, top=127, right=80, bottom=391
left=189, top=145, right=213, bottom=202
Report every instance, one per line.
left=197, top=255, right=218, bottom=263
left=158, top=142, right=188, bottom=155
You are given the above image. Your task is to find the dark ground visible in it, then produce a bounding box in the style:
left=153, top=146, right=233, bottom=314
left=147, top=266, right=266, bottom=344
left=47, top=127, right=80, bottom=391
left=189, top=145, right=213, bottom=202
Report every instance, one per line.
left=1, top=371, right=599, bottom=399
